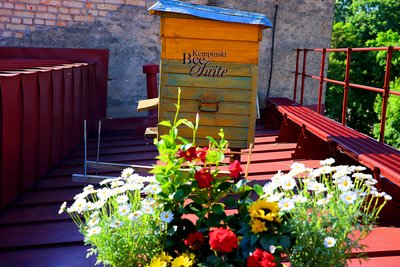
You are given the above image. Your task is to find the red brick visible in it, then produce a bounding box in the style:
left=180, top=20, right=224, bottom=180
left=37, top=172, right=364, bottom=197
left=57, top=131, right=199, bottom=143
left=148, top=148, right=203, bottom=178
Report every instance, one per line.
left=85, top=2, right=95, bottom=9
left=15, top=32, right=24, bottom=38
left=69, top=8, right=81, bottom=14
left=36, top=13, right=57, bottom=20
left=59, top=7, right=69, bottom=13
left=0, top=16, right=10, bottom=23
left=37, top=5, right=48, bottom=12
left=104, top=0, right=124, bottom=4
left=4, top=3, right=14, bottom=9
left=57, top=20, right=68, bottom=26
left=88, top=9, right=99, bottom=16
left=14, top=4, right=26, bottom=10
left=20, top=0, right=40, bottom=4
left=45, top=20, right=56, bottom=26
left=74, top=15, right=95, bottom=22
left=34, top=18, right=45, bottom=25
left=98, top=3, right=118, bottom=10
left=87, top=0, right=104, bottom=3
left=48, top=6, right=58, bottom=12
left=63, top=1, right=83, bottom=8
left=98, top=10, right=108, bottom=17
left=11, top=17, right=22, bottom=24
left=2, top=31, right=13, bottom=38
left=0, top=23, right=4, bottom=30
left=13, top=11, right=35, bottom=18
left=40, top=0, right=62, bottom=6
left=23, top=18, right=33, bottom=25
left=0, top=9, right=12, bottom=16
left=26, top=5, right=37, bottom=11
left=125, top=0, right=145, bottom=6
left=6, top=23, right=26, bottom=31
left=58, top=14, right=72, bottom=21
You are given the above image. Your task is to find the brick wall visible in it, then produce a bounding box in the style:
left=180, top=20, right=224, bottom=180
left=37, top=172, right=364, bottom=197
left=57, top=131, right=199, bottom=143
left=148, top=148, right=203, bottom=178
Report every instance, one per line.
left=0, top=0, right=149, bottom=38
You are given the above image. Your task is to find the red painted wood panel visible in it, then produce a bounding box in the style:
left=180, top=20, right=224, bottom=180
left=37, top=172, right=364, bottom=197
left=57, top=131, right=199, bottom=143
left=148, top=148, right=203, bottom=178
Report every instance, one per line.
left=0, top=75, right=23, bottom=207
left=21, top=73, right=40, bottom=190
left=72, top=66, right=83, bottom=147
left=37, top=71, right=53, bottom=176
left=88, top=65, right=96, bottom=131
left=81, top=65, right=89, bottom=133
left=51, top=69, right=64, bottom=165
left=62, top=68, right=74, bottom=157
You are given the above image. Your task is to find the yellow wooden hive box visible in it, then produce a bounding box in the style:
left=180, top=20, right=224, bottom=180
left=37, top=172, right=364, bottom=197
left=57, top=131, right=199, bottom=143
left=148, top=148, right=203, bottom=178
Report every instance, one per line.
left=149, top=0, right=272, bottom=149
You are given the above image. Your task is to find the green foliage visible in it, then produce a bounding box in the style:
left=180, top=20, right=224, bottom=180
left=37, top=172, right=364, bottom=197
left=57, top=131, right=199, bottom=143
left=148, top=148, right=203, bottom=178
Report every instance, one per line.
left=327, top=0, right=400, bottom=146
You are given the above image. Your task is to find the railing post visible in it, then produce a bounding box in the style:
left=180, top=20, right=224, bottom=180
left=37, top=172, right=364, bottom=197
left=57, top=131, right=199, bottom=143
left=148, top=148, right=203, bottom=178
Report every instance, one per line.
left=293, top=49, right=300, bottom=102
left=342, top=48, right=352, bottom=125
left=379, top=46, right=393, bottom=143
left=300, top=49, right=307, bottom=106
left=317, top=48, right=326, bottom=114
left=142, top=64, right=159, bottom=117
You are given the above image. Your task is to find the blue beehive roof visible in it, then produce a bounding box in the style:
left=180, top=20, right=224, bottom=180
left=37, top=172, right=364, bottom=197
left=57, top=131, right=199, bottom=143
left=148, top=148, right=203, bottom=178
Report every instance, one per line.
left=148, top=0, right=273, bottom=28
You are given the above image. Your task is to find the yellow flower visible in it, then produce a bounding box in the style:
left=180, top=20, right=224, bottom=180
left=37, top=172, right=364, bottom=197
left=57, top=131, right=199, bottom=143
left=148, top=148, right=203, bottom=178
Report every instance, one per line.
left=147, top=252, right=172, bottom=267
left=249, top=200, right=280, bottom=222
left=171, top=254, right=193, bottom=267
left=251, top=219, right=268, bottom=234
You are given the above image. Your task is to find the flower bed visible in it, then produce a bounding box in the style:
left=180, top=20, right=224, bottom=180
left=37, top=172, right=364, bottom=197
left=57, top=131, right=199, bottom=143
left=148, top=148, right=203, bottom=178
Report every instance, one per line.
left=60, top=90, right=391, bottom=267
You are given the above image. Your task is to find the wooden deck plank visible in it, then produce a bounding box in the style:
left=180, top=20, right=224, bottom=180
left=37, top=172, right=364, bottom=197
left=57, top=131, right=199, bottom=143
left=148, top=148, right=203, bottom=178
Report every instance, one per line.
left=0, top=244, right=96, bottom=267
left=0, top=221, right=82, bottom=249
left=0, top=204, right=70, bottom=225
left=13, top=188, right=83, bottom=206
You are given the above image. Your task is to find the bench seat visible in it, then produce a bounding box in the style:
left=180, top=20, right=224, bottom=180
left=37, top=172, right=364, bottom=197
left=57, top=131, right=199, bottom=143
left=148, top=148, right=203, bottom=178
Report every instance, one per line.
left=267, top=97, right=400, bottom=188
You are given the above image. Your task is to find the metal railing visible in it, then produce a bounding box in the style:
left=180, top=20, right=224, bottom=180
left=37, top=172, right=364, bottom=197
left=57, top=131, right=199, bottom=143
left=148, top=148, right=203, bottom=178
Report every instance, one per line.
left=294, top=46, right=400, bottom=143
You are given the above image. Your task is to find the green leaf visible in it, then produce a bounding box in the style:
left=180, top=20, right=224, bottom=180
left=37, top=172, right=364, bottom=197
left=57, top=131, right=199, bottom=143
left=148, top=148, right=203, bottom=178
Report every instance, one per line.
left=223, top=197, right=237, bottom=208
left=260, top=234, right=278, bottom=251
left=211, top=203, right=224, bottom=215
left=158, top=120, right=172, bottom=128
left=253, top=184, right=264, bottom=196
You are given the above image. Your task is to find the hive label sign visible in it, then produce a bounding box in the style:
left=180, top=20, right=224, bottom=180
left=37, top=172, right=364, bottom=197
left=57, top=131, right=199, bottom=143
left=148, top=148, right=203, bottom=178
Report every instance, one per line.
left=183, top=50, right=228, bottom=78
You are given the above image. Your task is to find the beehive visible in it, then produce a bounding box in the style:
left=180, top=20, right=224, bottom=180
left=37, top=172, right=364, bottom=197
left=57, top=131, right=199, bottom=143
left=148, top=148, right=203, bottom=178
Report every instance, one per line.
left=149, top=0, right=272, bottom=148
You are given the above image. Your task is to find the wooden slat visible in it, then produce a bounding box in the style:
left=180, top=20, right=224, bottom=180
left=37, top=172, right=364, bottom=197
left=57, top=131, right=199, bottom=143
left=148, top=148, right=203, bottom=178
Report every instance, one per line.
left=161, top=17, right=260, bottom=42
left=165, top=73, right=251, bottom=89
left=13, top=188, right=84, bottom=206
left=0, top=204, right=70, bottom=225
left=162, top=37, right=259, bottom=64
left=0, top=221, right=82, bottom=249
left=164, top=86, right=251, bottom=101
left=162, top=59, right=253, bottom=77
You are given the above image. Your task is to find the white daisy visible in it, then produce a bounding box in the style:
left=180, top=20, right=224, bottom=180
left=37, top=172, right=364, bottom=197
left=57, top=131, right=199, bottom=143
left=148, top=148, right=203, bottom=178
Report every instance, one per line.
left=320, top=158, right=335, bottom=166
left=292, top=194, right=308, bottom=203
left=121, top=167, right=135, bottom=178
left=142, top=205, right=154, bottom=214
left=280, top=175, right=297, bottom=190
left=128, top=210, right=143, bottom=221
left=336, top=176, right=354, bottom=191
left=307, top=181, right=327, bottom=193
left=144, top=184, right=162, bottom=195
left=118, top=204, right=131, bottom=216
left=116, top=195, right=129, bottom=204
left=278, top=198, right=295, bottom=212
left=58, top=201, right=67, bottom=214
left=110, top=220, right=124, bottom=228
left=289, top=162, right=306, bottom=176
left=160, top=211, right=174, bottom=223
left=323, top=236, right=336, bottom=248
left=87, top=226, right=102, bottom=237
left=340, top=191, right=358, bottom=204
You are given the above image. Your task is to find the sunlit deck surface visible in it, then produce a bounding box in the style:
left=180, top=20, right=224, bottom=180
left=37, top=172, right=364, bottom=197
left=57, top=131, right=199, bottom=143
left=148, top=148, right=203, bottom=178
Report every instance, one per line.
left=1, top=122, right=400, bottom=266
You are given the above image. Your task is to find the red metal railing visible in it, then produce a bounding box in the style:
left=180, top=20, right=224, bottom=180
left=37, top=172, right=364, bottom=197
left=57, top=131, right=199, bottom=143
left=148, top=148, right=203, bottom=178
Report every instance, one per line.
left=0, top=48, right=109, bottom=208
left=293, top=46, right=400, bottom=143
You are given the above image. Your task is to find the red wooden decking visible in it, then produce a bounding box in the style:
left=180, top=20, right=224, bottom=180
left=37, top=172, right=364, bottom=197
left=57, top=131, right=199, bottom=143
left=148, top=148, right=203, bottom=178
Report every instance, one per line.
left=0, top=124, right=399, bottom=266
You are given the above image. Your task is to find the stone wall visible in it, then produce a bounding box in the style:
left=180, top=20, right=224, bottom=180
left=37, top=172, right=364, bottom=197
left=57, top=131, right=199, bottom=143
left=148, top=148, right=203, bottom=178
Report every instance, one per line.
left=0, top=0, right=336, bottom=118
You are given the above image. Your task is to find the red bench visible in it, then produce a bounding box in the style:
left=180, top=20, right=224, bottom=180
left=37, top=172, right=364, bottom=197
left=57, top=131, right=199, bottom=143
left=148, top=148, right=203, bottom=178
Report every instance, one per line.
left=267, top=97, right=400, bottom=189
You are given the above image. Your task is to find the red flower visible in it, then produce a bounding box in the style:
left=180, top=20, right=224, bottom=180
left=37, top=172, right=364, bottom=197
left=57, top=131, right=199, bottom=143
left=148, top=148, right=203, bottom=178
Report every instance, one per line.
left=209, top=227, right=238, bottom=254
left=196, top=147, right=208, bottom=163
left=177, top=146, right=198, bottom=162
left=184, top=231, right=205, bottom=250
left=247, top=248, right=276, bottom=267
left=194, top=167, right=213, bottom=188
left=229, top=160, right=243, bottom=178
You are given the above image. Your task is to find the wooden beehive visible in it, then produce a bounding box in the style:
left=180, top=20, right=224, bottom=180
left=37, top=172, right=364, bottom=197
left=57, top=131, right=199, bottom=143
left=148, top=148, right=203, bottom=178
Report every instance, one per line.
left=149, top=0, right=272, bottom=148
